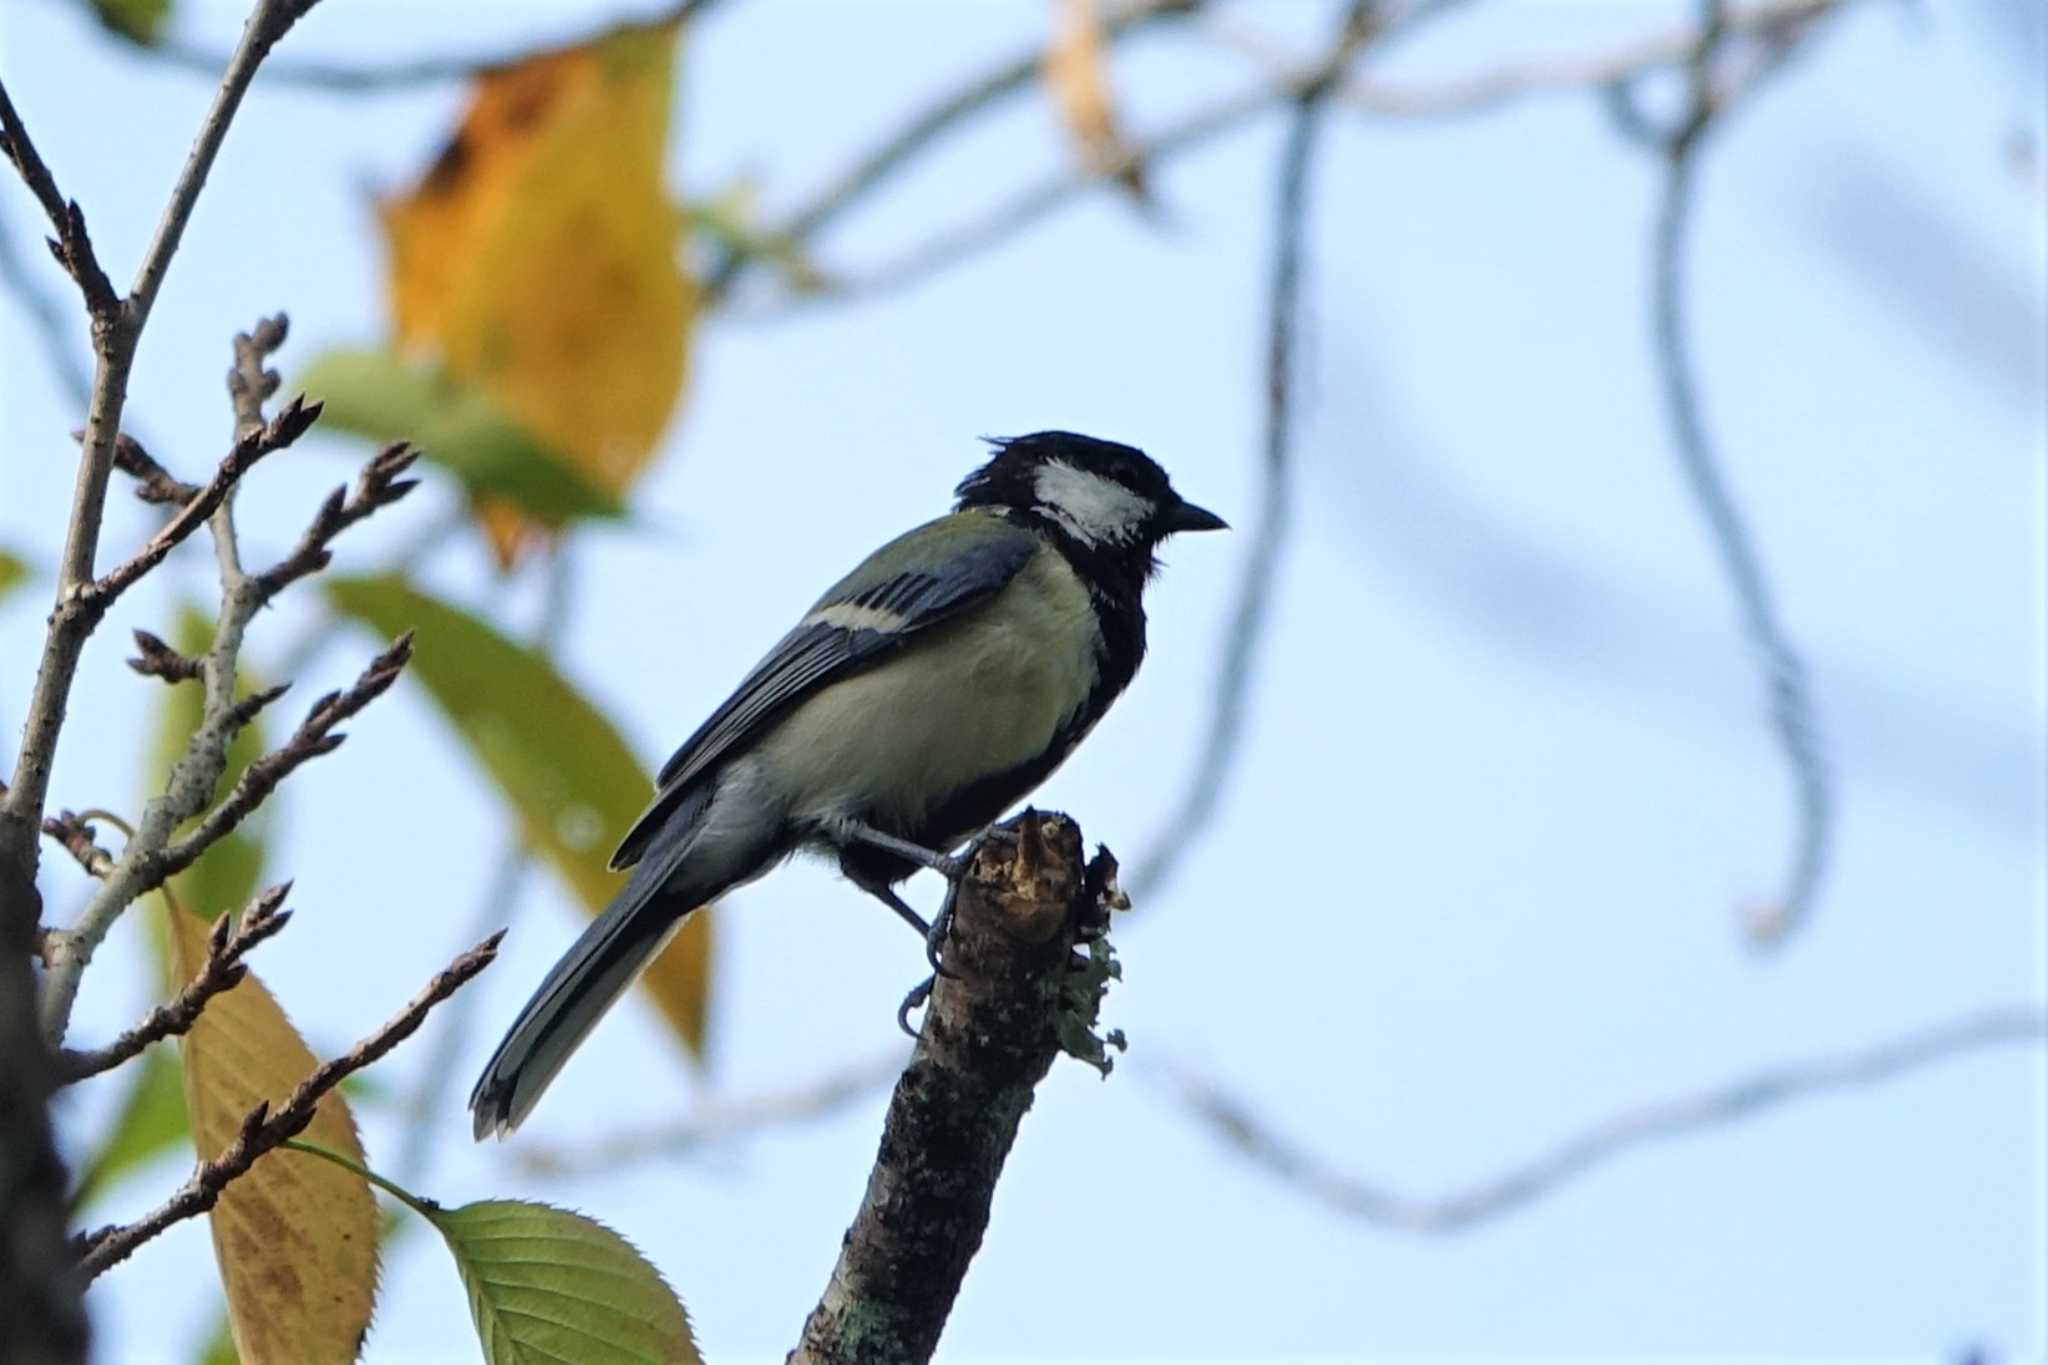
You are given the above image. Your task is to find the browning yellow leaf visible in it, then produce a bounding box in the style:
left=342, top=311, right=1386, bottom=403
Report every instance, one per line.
left=379, top=22, right=695, bottom=567
left=1044, top=0, right=1147, bottom=200
left=169, top=907, right=379, bottom=1365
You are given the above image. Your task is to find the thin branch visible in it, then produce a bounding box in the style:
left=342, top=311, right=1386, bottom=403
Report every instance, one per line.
left=250, top=441, right=420, bottom=603
left=1126, top=1, right=1371, bottom=903
left=84, top=395, right=322, bottom=611
left=146, top=0, right=728, bottom=93
left=34, top=330, right=411, bottom=1046
left=70, top=930, right=504, bottom=1283
left=515, top=1049, right=907, bottom=1177
left=0, top=0, right=330, bottom=946
left=1152, top=1006, right=2047, bottom=1233
left=722, top=0, right=1471, bottom=317
left=704, top=0, right=1201, bottom=302
left=1631, top=1, right=1834, bottom=945
left=106, top=432, right=201, bottom=506
left=155, top=632, right=414, bottom=883
left=0, top=79, right=117, bottom=315
left=54, top=884, right=292, bottom=1084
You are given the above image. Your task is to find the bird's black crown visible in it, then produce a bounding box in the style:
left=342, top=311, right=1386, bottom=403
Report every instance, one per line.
left=954, top=431, right=1174, bottom=522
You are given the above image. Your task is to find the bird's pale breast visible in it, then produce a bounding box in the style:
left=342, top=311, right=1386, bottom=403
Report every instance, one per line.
left=760, top=544, right=1099, bottom=830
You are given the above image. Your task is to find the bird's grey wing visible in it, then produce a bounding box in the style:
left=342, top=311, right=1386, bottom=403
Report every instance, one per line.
left=609, top=513, right=1038, bottom=871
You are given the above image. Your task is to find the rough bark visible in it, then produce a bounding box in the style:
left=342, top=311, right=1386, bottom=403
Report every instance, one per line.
left=790, top=810, right=1122, bottom=1365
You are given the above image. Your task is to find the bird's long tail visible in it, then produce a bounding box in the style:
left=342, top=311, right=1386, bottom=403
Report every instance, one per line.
left=469, top=789, right=715, bottom=1139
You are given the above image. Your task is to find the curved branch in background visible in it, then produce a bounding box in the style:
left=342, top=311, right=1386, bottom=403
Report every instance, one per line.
left=1153, top=1005, right=2047, bottom=1233
left=790, top=812, right=1125, bottom=1365
left=1630, top=1, right=1835, bottom=946
left=1126, top=1, right=1375, bottom=903
left=513, top=1048, right=907, bottom=1178
left=146, top=0, right=728, bottom=92
left=704, top=0, right=1204, bottom=302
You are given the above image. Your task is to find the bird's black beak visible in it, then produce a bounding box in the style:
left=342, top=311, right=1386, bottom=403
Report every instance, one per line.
left=1163, top=499, right=1228, bottom=534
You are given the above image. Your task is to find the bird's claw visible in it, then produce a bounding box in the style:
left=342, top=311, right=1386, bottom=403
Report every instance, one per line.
left=924, top=881, right=961, bottom=978
left=896, top=974, right=934, bottom=1039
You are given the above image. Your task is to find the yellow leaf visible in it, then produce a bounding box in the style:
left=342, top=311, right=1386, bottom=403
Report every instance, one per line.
left=1044, top=0, right=1147, bottom=201
left=378, top=22, right=696, bottom=568
left=169, top=906, right=379, bottom=1365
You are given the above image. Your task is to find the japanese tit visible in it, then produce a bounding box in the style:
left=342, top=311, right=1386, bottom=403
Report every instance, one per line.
left=470, top=431, right=1225, bottom=1138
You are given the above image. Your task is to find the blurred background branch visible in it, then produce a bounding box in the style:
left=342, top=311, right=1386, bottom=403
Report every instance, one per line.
left=1150, top=1005, right=2047, bottom=1233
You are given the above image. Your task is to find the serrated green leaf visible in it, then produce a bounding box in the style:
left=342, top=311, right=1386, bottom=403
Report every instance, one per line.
left=298, top=347, right=625, bottom=526
left=431, top=1200, right=701, bottom=1365
left=88, top=0, right=172, bottom=45
left=0, top=549, right=28, bottom=602
left=70, top=1046, right=189, bottom=1211
left=322, top=574, right=712, bottom=1058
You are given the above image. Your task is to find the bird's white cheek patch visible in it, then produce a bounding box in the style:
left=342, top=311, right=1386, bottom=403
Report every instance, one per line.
left=1032, top=462, right=1152, bottom=546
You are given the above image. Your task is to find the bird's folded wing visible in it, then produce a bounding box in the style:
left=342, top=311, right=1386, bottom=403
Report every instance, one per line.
left=609, top=512, right=1039, bottom=870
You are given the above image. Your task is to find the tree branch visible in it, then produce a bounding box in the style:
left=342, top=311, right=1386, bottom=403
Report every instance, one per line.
left=704, top=0, right=1202, bottom=302
left=0, top=80, right=117, bottom=316
left=515, top=1049, right=906, bottom=1177
left=1153, top=1005, right=2046, bottom=1233
left=790, top=812, right=1125, bottom=1365
left=69, top=930, right=504, bottom=1283
left=0, top=0, right=329, bottom=948
left=1128, top=0, right=1371, bottom=902
left=1626, top=1, right=1835, bottom=945
left=34, top=331, right=409, bottom=1047
left=53, top=884, right=292, bottom=1085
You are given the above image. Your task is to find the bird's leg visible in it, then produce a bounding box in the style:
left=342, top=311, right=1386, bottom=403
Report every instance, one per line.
left=842, top=862, right=960, bottom=980
left=831, top=818, right=971, bottom=882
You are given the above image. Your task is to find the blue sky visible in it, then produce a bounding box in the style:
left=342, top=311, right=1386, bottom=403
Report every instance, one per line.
left=3, top=1, right=2043, bottom=1361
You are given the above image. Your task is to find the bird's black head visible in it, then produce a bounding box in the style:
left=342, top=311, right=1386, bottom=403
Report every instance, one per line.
left=954, top=432, right=1226, bottom=582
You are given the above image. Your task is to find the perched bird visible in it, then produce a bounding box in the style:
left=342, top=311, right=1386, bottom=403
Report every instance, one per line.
left=469, top=431, right=1225, bottom=1138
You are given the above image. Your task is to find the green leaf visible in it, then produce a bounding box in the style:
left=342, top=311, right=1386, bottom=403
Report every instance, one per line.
left=432, top=1201, right=702, bottom=1365
left=322, top=574, right=712, bottom=1057
left=70, top=1046, right=189, bottom=1211
left=144, top=605, right=271, bottom=921
left=286, top=1141, right=700, bottom=1365
left=0, top=549, right=28, bottom=602
left=88, top=0, right=172, bottom=45
left=298, top=347, right=625, bottom=526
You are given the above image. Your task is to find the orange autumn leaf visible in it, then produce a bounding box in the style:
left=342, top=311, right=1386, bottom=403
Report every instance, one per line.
left=379, top=21, right=695, bottom=566
left=1044, top=0, right=1148, bottom=202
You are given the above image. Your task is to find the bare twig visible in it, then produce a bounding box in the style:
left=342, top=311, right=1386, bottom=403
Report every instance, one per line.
left=0, top=80, right=117, bottom=315
left=251, top=441, right=420, bottom=603
left=126, top=629, right=204, bottom=684
left=515, top=1049, right=907, bottom=1177
left=1154, top=1006, right=2047, bottom=1233
left=54, top=885, right=292, bottom=1085
left=791, top=813, right=1123, bottom=1365
left=86, top=395, right=323, bottom=611
left=155, top=633, right=414, bottom=884
left=1127, top=2, right=1372, bottom=902
left=1625, top=1, right=1834, bottom=945
left=37, top=809, right=116, bottom=881
left=70, top=930, right=505, bottom=1282
left=106, top=432, right=201, bottom=506
left=0, top=0, right=331, bottom=946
